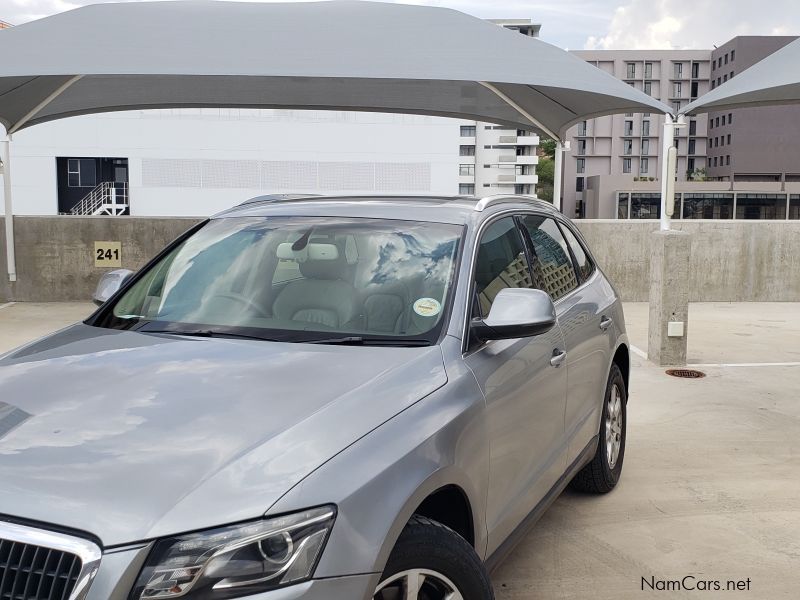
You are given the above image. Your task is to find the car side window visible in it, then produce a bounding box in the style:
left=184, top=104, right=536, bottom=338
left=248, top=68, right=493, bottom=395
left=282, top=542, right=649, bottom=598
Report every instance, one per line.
left=558, top=222, right=595, bottom=282
left=473, top=217, right=533, bottom=318
left=519, top=215, right=578, bottom=301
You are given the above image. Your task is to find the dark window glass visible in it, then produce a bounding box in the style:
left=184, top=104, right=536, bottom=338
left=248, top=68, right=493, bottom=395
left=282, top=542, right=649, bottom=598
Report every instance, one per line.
left=689, top=120, right=697, bottom=135
left=789, top=195, right=799, bottom=219
left=630, top=193, right=661, bottom=219
left=735, top=194, right=787, bottom=220
left=473, top=217, right=532, bottom=318
left=559, top=223, right=595, bottom=282
left=617, top=193, right=629, bottom=219
left=576, top=176, right=584, bottom=192
left=682, top=194, right=733, bottom=219
left=519, top=216, right=578, bottom=301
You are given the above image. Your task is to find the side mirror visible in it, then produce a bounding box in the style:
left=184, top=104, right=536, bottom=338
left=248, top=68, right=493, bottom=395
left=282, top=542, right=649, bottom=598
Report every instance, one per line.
left=471, top=288, right=556, bottom=341
left=93, top=269, right=134, bottom=306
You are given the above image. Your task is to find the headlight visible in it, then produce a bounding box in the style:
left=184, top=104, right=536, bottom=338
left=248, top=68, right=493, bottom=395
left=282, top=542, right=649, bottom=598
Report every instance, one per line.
left=130, top=506, right=336, bottom=599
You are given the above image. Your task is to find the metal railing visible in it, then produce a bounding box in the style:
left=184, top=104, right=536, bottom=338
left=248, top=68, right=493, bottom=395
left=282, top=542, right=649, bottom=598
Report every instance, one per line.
left=70, top=182, right=128, bottom=215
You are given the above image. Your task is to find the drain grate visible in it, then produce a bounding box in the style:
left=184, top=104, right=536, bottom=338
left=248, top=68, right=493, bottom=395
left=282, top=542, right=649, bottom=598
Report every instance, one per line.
left=665, top=368, right=706, bottom=379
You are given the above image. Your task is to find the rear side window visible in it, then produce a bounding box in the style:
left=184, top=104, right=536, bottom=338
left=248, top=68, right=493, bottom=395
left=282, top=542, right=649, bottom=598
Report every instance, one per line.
left=558, top=222, right=595, bottom=282
left=473, top=217, right=533, bottom=318
left=519, top=215, right=578, bottom=301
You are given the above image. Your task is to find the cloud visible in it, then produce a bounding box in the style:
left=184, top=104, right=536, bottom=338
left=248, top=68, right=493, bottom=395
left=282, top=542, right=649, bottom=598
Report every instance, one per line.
left=584, top=0, right=800, bottom=50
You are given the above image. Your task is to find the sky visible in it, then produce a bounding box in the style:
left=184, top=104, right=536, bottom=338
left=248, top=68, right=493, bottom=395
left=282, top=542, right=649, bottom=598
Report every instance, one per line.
left=1, top=0, right=799, bottom=50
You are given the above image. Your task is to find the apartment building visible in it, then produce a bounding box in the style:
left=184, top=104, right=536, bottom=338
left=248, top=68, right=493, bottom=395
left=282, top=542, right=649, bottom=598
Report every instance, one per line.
left=707, top=36, right=800, bottom=185
left=563, top=50, right=712, bottom=218
left=456, top=19, right=541, bottom=198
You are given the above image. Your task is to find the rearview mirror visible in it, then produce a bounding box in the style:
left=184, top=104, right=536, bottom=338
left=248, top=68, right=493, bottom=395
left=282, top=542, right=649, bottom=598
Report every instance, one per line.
left=92, top=269, right=134, bottom=306
left=471, top=288, right=556, bottom=341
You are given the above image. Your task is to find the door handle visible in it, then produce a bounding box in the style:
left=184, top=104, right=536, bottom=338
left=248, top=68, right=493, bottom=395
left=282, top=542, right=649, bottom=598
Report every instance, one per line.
left=550, top=349, right=567, bottom=368
left=600, top=316, right=613, bottom=331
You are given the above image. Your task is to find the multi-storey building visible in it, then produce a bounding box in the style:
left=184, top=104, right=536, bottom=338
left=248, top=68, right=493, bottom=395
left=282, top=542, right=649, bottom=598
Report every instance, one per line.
left=563, top=50, right=712, bottom=218
left=707, top=37, right=800, bottom=186
left=456, top=19, right=541, bottom=198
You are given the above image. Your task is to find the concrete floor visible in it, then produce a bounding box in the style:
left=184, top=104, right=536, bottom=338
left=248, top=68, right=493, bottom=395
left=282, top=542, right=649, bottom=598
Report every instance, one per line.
left=1, top=301, right=799, bottom=598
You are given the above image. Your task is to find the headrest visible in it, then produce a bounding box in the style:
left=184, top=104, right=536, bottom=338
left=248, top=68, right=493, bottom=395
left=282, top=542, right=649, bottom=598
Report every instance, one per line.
left=276, top=242, right=339, bottom=262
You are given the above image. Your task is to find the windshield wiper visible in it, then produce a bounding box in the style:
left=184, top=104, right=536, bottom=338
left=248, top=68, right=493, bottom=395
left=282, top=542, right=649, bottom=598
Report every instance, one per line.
left=303, top=336, right=432, bottom=347
left=138, top=327, right=276, bottom=342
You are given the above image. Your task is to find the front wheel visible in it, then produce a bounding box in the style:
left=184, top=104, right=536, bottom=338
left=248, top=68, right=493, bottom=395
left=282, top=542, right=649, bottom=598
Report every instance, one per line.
left=569, top=363, right=627, bottom=493
left=374, top=515, right=494, bottom=600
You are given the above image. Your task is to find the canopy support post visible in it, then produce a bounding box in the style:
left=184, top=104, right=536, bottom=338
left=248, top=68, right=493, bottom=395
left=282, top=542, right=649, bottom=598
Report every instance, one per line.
left=553, top=140, right=566, bottom=212
left=2, top=134, right=15, bottom=282
left=3, top=75, right=82, bottom=283
left=477, top=82, right=560, bottom=142
left=659, top=114, right=675, bottom=231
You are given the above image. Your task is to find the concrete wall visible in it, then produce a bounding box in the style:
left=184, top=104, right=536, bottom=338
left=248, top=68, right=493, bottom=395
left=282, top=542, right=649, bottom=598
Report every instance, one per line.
left=575, top=220, right=800, bottom=302
left=0, top=216, right=202, bottom=302
left=1, top=217, right=799, bottom=303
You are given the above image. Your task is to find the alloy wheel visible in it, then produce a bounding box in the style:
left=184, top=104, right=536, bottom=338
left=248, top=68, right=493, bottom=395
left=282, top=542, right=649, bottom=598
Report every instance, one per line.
left=605, top=383, right=623, bottom=468
left=374, top=568, right=464, bottom=600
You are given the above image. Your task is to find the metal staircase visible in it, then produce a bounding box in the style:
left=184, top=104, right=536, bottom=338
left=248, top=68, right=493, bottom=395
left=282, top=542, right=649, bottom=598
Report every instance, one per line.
left=69, top=182, right=129, bottom=216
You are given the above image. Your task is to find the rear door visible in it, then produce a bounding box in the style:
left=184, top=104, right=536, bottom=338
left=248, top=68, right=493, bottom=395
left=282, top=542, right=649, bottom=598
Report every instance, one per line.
left=518, top=215, right=614, bottom=465
left=463, top=215, right=568, bottom=555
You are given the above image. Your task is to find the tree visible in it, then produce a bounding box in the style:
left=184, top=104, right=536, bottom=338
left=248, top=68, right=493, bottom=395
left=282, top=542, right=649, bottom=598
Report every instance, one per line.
left=539, top=138, right=556, bottom=160
left=536, top=157, right=554, bottom=202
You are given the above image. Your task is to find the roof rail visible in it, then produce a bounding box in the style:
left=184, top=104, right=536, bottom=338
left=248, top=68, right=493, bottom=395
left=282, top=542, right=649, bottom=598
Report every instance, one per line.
left=237, top=193, right=321, bottom=207
left=473, top=194, right=541, bottom=212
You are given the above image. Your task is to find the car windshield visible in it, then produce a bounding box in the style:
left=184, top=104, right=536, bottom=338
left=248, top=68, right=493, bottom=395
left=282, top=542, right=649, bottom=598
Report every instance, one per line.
left=99, top=216, right=463, bottom=345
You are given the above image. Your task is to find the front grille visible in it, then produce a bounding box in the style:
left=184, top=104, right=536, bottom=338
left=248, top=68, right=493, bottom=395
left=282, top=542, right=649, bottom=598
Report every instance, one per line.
left=0, top=539, right=82, bottom=600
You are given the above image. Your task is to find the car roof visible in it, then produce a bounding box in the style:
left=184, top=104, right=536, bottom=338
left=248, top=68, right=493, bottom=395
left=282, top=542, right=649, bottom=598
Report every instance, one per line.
left=213, top=194, right=561, bottom=225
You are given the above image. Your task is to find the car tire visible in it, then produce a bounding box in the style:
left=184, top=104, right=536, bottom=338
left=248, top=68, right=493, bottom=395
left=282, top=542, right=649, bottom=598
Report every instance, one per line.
left=374, top=515, right=494, bottom=600
left=569, top=363, right=627, bottom=494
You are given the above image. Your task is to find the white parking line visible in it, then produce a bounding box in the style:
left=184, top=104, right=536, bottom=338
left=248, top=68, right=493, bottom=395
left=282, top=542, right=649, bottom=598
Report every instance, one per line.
left=690, top=362, right=800, bottom=368
left=630, top=345, right=648, bottom=359
left=0, top=302, right=15, bottom=311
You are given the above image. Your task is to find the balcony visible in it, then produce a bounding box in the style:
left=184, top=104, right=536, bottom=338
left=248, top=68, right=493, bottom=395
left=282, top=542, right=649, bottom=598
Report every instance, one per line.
left=497, top=174, right=516, bottom=182
left=515, top=174, right=538, bottom=184
left=515, top=154, right=538, bottom=164
left=498, top=155, right=517, bottom=163
left=498, top=135, right=518, bottom=144
left=515, top=136, right=538, bottom=146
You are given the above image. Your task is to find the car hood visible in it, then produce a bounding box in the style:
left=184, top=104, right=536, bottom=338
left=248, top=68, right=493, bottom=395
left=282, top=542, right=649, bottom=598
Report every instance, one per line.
left=0, top=324, right=447, bottom=546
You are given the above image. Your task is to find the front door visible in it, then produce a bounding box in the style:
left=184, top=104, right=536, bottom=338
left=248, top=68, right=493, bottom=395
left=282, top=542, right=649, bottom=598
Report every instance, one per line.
left=463, top=216, right=568, bottom=555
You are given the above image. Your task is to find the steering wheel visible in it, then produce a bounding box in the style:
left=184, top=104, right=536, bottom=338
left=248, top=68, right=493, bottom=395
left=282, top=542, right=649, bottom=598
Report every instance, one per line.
left=210, top=292, right=269, bottom=318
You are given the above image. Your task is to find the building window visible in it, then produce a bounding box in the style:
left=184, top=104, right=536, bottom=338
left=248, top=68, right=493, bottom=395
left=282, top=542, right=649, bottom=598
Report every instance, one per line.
left=716, top=117, right=721, bottom=127
left=626, top=62, right=635, bottom=79
left=640, top=158, right=649, bottom=174
left=728, top=112, right=733, bottom=124
left=722, top=115, right=726, bottom=126
left=645, top=62, right=653, bottom=78
left=712, top=80, right=716, bottom=89
left=515, top=165, right=533, bottom=175
left=459, top=145, right=475, bottom=156
left=688, top=157, right=695, bottom=172
left=617, top=193, right=630, bottom=219
left=736, top=194, right=788, bottom=219
left=642, top=120, right=650, bottom=136
left=726, top=155, right=730, bottom=166
left=718, top=76, right=722, bottom=86
left=674, top=62, right=683, bottom=79
left=731, top=49, right=735, bottom=61
left=644, top=80, right=652, bottom=95
left=691, top=62, right=700, bottom=78
left=673, top=101, right=681, bottom=113
left=730, top=71, right=735, bottom=78
left=624, top=120, right=633, bottom=136
left=691, top=81, right=699, bottom=98
left=689, top=119, right=697, bottom=135
left=459, top=183, right=475, bottom=195
left=576, top=177, right=584, bottom=192
left=673, top=138, right=679, bottom=152
left=713, top=157, right=718, bottom=167
left=459, top=164, right=475, bottom=176
left=720, top=136, right=724, bottom=147
left=483, top=183, right=491, bottom=188
left=623, top=139, right=633, bottom=155
left=576, top=158, right=585, bottom=174
left=724, top=53, right=729, bottom=64
left=577, top=120, right=587, bottom=136
left=790, top=195, right=799, bottom=219
left=682, top=193, right=734, bottom=219
left=727, top=134, right=731, bottom=145
left=67, top=158, right=97, bottom=188
left=630, top=193, right=661, bottom=219
left=577, top=140, right=587, bottom=154
left=641, top=139, right=650, bottom=155
left=723, top=74, right=728, bottom=82
left=623, top=158, right=632, bottom=173
left=688, top=138, right=696, bottom=154
left=673, top=82, right=682, bottom=97
left=459, top=125, right=476, bottom=137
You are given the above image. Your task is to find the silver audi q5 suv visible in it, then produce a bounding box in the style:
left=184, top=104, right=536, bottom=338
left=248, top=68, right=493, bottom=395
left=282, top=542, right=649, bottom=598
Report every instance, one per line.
left=0, top=194, right=629, bottom=600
